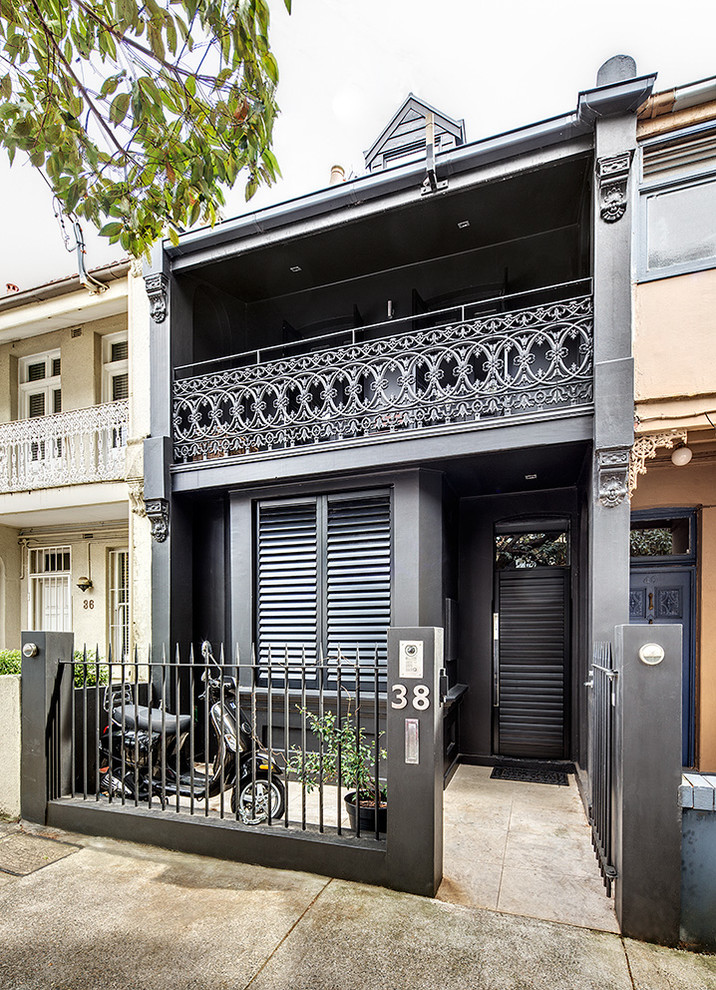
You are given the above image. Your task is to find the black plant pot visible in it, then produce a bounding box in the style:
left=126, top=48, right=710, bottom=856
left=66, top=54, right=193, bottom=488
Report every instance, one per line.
left=344, top=791, right=387, bottom=834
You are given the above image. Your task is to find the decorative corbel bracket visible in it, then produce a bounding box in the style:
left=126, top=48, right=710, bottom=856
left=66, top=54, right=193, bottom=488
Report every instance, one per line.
left=144, top=498, right=169, bottom=542
left=128, top=479, right=146, bottom=517
left=629, top=430, right=688, bottom=496
left=144, top=272, right=169, bottom=323
left=597, top=447, right=630, bottom=507
left=597, top=151, right=633, bottom=223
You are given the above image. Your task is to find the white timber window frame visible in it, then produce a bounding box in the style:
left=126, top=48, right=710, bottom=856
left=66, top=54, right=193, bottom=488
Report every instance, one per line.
left=28, top=546, right=72, bottom=632
left=18, top=349, right=62, bottom=420
left=108, top=547, right=130, bottom=661
left=102, top=331, right=129, bottom=403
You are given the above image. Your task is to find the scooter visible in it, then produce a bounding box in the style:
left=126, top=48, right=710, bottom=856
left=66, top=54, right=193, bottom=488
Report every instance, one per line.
left=98, top=644, right=285, bottom=824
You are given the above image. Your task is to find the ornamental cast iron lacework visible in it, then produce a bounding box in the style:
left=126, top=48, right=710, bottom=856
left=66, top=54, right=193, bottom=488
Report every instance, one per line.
left=0, top=400, right=128, bottom=493
left=173, top=295, right=593, bottom=463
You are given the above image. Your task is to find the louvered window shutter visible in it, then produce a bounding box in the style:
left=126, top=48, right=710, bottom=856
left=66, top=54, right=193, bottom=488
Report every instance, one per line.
left=325, top=493, right=391, bottom=667
left=255, top=491, right=391, bottom=682
left=256, top=500, right=318, bottom=669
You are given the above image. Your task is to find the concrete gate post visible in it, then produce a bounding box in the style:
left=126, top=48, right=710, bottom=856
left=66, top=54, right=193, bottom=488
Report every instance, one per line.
left=21, top=631, right=75, bottom=824
left=614, top=623, right=682, bottom=944
left=386, top=627, right=444, bottom=896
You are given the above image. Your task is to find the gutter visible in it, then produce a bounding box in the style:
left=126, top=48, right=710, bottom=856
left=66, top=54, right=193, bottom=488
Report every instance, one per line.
left=165, top=73, right=656, bottom=264
left=638, top=75, right=716, bottom=119
left=0, top=260, right=130, bottom=314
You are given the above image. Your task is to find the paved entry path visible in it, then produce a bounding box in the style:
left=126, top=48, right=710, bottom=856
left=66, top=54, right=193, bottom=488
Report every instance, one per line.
left=439, top=764, right=619, bottom=932
left=1, top=818, right=715, bottom=990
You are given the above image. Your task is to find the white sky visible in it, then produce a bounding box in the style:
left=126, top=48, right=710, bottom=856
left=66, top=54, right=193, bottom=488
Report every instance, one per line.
left=1, top=0, right=715, bottom=289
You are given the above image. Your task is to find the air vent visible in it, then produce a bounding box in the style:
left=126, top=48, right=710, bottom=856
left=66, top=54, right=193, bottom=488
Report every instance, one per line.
left=71, top=327, right=82, bottom=338
left=82, top=533, right=94, bottom=540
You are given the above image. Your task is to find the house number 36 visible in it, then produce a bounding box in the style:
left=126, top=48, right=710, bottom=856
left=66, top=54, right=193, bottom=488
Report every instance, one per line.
left=390, top=683, right=430, bottom=710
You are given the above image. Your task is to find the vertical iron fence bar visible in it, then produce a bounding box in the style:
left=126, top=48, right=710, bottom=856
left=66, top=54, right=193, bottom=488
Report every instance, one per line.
left=70, top=653, right=76, bottom=800
left=355, top=653, right=361, bottom=838
left=189, top=644, right=195, bottom=816
left=147, top=647, right=153, bottom=810
left=107, top=652, right=113, bottom=804
left=174, top=646, right=181, bottom=814
left=160, top=647, right=167, bottom=811
left=374, top=645, right=380, bottom=841
left=267, top=647, right=273, bottom=826
left=336, top=659, right=342, bottom=837
left=318, top=644, right=324, bottom=834
left=204, top=653, right=210, bottom=818
left=119, top=650, right=126, bottom=806
left=82, top=650, right=88, bottom=800
left=251, top=644, right=258, bottom=823
left=234, top=645, right=241, bottom=823
left=133, top=646, right=139, bottom=807
left=219, top=644, right=226, bottom=820
left=94, top=649, right=100, bottom=801
left=284, top=647, right=289, bottom=828
left=301, top=645, right=307, bottom=831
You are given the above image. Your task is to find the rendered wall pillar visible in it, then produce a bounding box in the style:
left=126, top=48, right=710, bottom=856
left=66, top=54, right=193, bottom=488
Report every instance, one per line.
left=20, top=631, right=74, bottom=824
left=386, top=627, right=443, bottom=896
left=614, top=623, right=682, bottom=944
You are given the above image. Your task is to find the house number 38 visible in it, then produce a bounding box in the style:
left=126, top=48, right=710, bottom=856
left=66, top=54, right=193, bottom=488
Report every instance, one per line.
left=390, top=683, right=430, bottom=710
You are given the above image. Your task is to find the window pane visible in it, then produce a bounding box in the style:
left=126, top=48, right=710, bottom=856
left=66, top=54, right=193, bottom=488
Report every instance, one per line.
left=29, top=393, right=45, bottom=417
left=495, top=531, right=569, bottom=570
left=51, top=357, right=61, bottom=377
left=27, top=361, right=46, bottom=382
left=53, top=389, right=62, bottom=413
left=112, top=373, right=129, bottom=401
left=647, top=181, right=716, bottom=270
left=111, top=340, right=129, bottom=362
left=630, top=518, right=690, bottom=557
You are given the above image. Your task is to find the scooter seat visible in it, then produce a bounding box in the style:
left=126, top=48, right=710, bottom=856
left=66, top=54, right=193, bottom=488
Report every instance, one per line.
left=113, top=705, right=192, bottom=734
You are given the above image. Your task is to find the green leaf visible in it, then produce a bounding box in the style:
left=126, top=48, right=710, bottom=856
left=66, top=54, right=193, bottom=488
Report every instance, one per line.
left=109, top=92, right=130, bottom=125
left=99, top=221, right=123, bottom=237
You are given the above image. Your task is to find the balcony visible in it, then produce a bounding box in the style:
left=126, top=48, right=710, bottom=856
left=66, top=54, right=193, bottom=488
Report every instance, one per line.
left=173, top=283, right=593, bottom=465
left=0, top=400, right=128, bottom=493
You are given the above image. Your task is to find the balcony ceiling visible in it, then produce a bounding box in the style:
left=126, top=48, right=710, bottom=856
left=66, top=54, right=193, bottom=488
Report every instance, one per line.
left=191, top=154, right=590, bottom=303
left=432, top=440, right=589, bottom=498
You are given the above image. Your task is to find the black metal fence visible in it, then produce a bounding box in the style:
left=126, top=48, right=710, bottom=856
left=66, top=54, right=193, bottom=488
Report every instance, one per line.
left=588, top=641, right=618, bottom=895
left=54, top=643, right=387, bottom=841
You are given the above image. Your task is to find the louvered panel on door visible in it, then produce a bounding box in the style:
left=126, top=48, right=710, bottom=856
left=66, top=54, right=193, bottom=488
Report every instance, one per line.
left=325, top=493, right=391, bottom=671
left=256, top=500, right=318, bottom=668
left=497, top=569, right=568, bottom=759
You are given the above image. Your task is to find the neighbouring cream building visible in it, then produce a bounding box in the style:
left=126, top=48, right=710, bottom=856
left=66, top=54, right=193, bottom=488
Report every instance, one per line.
left=631, top=76, right=716, bottom=771
left=0, top=260, right=151, bottom=657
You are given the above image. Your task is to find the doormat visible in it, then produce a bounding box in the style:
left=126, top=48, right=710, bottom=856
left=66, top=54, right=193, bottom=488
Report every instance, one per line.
left=0, top=833, right=80, bottom=876
left=490, top=766, right=569, bottom=786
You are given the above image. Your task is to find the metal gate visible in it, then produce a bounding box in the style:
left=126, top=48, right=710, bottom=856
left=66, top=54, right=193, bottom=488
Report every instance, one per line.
left=588, top=641, right=618, bottom=895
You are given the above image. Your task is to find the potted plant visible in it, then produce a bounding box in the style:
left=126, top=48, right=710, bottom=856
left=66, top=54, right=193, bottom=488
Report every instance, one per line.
left=289, top=705, right=387, bottom=833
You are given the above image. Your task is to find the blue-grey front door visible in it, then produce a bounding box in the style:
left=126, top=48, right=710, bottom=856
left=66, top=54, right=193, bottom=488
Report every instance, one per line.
left=629, top=567, right=695, bottom=766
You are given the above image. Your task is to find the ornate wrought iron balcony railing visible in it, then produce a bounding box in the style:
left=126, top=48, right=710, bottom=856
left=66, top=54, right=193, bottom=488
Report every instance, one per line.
left=173, top=288, right=593, bottom=464
left=0, top=400, right=128, bottom=493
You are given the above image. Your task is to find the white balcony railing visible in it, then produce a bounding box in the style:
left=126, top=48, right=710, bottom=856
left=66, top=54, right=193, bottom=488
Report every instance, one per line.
left=0, top=400, right=128, bottom=493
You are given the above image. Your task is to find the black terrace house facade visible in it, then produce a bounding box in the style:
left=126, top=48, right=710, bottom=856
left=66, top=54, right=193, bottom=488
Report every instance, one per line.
left=144, top=61, right=653, bottom=778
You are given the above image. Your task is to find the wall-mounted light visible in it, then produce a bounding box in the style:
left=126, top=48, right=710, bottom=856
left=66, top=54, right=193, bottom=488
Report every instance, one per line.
left=457, top=220, right=470, bottom=229
left=289, top=265, right=302, bottom=273
left=671, top=445, right=693, bottom=467
left=77, top=576, right=93, bottom=593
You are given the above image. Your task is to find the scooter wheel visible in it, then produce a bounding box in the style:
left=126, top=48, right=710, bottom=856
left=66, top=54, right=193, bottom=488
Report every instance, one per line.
left=232, top=776, right=285, bottom=825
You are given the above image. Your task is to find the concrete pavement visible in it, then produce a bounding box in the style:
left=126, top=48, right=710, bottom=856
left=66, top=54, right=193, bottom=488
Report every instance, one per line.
left=0, top=819, right=714, bottom=990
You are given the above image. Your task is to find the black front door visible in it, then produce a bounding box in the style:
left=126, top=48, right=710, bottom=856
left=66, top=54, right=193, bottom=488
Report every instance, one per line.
left=494, top=567, right=570, bottom=759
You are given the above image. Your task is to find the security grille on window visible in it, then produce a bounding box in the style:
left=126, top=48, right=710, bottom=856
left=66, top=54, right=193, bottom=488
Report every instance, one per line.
left=29, top=546, right=71, bottom=631
left=108, top=548, right=130, bottom=661
left=255, top=491, right=391, bottom=683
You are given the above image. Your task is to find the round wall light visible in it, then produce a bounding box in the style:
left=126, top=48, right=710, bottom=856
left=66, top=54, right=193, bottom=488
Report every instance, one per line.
left=671, top=445, right=693, bottom=467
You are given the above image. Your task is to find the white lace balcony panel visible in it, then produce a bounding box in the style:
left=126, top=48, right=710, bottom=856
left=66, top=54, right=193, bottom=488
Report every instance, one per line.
left=0, top=400, right=128, bottom=493
left=173, top=296, right=593, bottom=463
